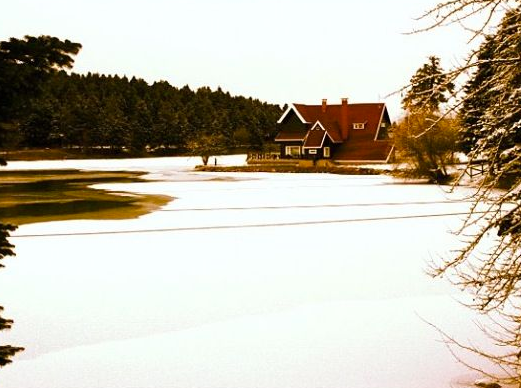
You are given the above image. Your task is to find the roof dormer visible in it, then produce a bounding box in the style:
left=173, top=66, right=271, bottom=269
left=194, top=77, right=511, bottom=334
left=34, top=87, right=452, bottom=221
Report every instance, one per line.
left=311, top=121, right=326, bottom=131
left=352, top=122, right=367, bottom=130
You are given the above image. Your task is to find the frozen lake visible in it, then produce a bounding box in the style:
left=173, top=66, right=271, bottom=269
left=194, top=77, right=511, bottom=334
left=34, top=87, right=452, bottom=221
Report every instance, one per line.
left=0, top=156, right=494, bottom=387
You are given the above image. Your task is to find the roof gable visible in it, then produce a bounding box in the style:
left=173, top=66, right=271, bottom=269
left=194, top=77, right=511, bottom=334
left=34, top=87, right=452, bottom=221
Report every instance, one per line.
left=310, top=121, right=326, bottom=131
left=277, top=104, right=309, bottom=124
left=309, top=120, right=343, bottom=143
left=374, top=105, right=391, bottom=140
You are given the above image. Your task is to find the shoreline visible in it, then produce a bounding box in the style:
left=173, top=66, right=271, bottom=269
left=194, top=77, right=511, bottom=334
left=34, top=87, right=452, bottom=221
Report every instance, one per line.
left=0, top=147, right=200, bottom=162
left=196, top=164, right=391, bottom=175
left=2, top=148, right=394, bottom=175
left=0, top=168, right=171, bottom=225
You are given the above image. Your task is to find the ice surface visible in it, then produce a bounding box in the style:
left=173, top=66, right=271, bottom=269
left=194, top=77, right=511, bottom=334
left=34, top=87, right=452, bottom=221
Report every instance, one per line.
left=0, top=156, right=496, bottom=388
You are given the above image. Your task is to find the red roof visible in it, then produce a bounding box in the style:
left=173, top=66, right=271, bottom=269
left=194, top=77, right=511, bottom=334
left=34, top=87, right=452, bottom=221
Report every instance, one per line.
left=320, top=121, right=343, bottom=143
left=274, top=131, right=307, bottom=142
left=292, top=103, right=386, bottom=135
left=303, top=130, right=326, bottom=148
left=333, top=139, right=393, bottom=162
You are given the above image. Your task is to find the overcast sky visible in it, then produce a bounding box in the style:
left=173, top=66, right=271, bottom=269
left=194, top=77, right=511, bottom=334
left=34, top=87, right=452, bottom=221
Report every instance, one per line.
left=1, top=0, right=477, bottom=119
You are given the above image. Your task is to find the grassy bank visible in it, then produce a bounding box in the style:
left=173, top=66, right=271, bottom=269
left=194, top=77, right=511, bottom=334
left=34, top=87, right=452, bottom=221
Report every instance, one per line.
left=196, top=164, right=391, bottom=175
left=0, top=148, right=167, bottom=161
left=0, top=147, right=252, bottom=161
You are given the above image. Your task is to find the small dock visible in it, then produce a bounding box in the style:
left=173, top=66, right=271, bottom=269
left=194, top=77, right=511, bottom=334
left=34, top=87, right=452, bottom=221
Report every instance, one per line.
left=463, top=159, right=489, bottom=178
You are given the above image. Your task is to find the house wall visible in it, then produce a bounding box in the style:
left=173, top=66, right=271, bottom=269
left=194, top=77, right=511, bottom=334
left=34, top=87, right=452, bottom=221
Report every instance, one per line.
left=302, top=148, right=318, bottom=158
left=376, top=121, right=390, bottom=140
left=302, top=137, right=335, bottom=159
left=278, top=110, right=309, bottom=158
left=281, top=141, right=304, bottom=158
left=376, top=110, right=392, bottom=140
left=281, top=111, right=308, bottom=131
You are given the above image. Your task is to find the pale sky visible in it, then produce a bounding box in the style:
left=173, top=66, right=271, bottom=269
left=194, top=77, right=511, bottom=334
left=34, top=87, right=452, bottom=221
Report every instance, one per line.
left=1, top=0, right=477, bottom=119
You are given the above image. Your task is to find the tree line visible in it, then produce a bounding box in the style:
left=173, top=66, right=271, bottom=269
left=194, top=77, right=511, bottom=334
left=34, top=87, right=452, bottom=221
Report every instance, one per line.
left=14, top=73, right=281, bottom=154
left=0, top=36, right=282, bottom=158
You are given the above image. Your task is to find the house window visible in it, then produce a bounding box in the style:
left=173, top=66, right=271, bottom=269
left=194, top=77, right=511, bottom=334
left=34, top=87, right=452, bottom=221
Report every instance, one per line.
left=309, top=149, right=317, bottom=155
left=323, top=147, right=330, bottom=158
left=380, top=122, right=386, bottom=128
left=285, top=146, right=301, bottom=157
left=353, top=123, right=365, bottom=130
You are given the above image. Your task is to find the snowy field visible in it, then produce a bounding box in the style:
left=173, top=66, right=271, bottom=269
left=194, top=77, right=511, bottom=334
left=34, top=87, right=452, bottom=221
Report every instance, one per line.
left=0, top=156, right=496, bottom=387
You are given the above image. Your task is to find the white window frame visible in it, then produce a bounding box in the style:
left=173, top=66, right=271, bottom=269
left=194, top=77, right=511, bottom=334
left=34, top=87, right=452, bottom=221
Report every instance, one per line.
left=323, top=147, right=330, bottom=158
left=309, top=149, right=317, bottom=155
left=285, top=145, right=301, bottom=157
left=353, top=123, right=365, bottom=130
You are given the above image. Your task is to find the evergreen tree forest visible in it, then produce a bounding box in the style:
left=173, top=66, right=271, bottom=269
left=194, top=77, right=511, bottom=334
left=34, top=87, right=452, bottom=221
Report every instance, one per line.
left=0, top=36, right=282, bottom=157
left=6, top=72, right=282, bottom=155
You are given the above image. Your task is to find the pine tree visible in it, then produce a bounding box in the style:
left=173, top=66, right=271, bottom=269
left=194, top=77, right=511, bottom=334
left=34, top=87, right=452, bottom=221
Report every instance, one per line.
left=0, top=35, right=81, bottom=122
left=402, top=55, right=455, bottom=113
left=0, top=37, right=80, bottom=368
left=460, top=8, right=521, bottom=175
left=458, top=33, right=498, bottom=154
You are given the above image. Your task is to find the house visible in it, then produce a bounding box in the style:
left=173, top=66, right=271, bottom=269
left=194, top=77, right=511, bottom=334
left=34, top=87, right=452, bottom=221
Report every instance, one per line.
left=274, top=98, right=393, bottom=163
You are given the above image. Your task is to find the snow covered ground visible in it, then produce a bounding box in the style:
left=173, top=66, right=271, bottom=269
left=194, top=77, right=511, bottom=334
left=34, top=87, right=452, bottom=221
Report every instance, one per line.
left=0, top=156, right=497, bottom=387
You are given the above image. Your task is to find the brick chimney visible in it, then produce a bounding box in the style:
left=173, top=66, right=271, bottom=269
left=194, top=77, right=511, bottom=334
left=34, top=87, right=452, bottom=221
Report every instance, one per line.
left=321, top=99, right=327, bottom=113
left=340, top=97, right=349, bottom=139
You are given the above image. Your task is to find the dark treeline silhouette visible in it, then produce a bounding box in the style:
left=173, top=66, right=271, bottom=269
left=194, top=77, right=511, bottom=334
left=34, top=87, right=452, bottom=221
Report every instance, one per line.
left=4, top=71, right=282, bottom=155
